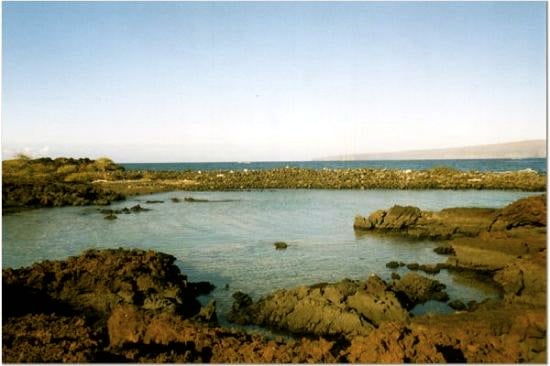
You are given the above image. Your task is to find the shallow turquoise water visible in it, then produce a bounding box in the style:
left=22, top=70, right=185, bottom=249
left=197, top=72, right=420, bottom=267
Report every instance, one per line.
left=2, top=189, right=540, bottom=325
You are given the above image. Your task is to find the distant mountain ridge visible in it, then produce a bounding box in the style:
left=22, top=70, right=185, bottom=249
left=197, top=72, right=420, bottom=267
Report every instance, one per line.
left=318, top=140, right=547, bottom=161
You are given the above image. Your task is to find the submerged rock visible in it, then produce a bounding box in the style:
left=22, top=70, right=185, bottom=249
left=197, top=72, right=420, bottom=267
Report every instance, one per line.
left=184, top=197, right=209, bottom=202
left=130, top=204, right=150, bottom=212
left=104, top=213, right=117, bottom=220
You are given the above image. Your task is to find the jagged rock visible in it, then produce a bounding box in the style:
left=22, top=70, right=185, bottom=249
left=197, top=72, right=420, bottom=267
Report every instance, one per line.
left=354, top=195, right=546, bottom=241
left=490, top=195, right=546, bottom=231
left=2, top=314, right=99, bottom=363
left=392, top=273, right=449, bottom=308
left=2, top=249, right=209, bottom=319
left=194, top=300, right=218, bottom=324
left=378, top=205, right=421, bottom=230
left=228, top=276, right=409, bottom=338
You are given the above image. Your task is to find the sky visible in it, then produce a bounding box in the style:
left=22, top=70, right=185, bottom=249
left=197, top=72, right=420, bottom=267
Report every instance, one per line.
left=2, top=1, right=547, bottom=162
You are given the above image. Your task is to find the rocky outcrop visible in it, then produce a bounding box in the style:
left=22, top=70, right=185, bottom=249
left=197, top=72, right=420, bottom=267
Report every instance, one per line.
left=490, top=195, right=547, bottom=231
left=391, top=273, right=449, bottom=306
left=228, top=276, right=415, bottom=338
left=354, top=195, right=545, bottom=241
left=2, top=249, right=212, bottom=320
left=354, top=205, right=497, bottom=239
left=346, top=303, right=546, bottom=363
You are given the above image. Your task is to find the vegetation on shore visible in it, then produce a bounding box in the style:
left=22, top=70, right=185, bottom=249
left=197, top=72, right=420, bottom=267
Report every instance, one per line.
left=2, top=156, right=546, bottom=211
left=2, top=156, right=126, bottom=211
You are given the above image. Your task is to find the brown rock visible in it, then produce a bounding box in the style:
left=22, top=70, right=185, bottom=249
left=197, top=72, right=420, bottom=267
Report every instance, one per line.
left=392, top=272, right=449, bottom=307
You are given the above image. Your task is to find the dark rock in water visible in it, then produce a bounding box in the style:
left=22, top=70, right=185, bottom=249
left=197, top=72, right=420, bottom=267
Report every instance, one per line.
left=225, top=283, right=230, bottom=290
left=171, top=197, right=181, bottom=203
left=448, top=299, right=467, bottom=311
left=399, top=261, right=406, bottom=267
left=434, top=246, right=455, bottom=255
left=184, top=197, right=209, bottom=202
left=121, top=207, right=131, bottom=214
left=100, top=208, right=114, bottom=215
left=391, top=272, right=401, bottom=280
left=418, top=264, right=441, bottom=275
left=104, top=213, right=117, bottom=220
left=406, top=263, right=420, bottom=270
left=130, top=204, right=150, bottom=212
left=391, top=272, right=449, bottom=308
left=386, top=261, right=400, bottom=269
left=145, top=200, right=164, bottom=204
left=274, top=241, right=288, bottom=250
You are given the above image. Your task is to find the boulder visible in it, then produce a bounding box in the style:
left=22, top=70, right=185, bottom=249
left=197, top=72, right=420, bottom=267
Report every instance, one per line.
left=392, top=273, right=449, bottom=308
left=378, top=206, right=421, bottom=230
left=228, top=276, right=410, bottom=338
left=490, top=195, right=546, bottom=231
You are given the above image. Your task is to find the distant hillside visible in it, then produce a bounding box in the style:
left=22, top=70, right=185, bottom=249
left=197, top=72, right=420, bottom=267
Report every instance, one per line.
left=319, top=140, right=547, bottom=161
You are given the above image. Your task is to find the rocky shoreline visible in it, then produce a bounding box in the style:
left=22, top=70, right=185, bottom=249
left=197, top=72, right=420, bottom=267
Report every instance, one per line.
left=2, top=157, right=546, bottom=212
left=97, top=166, right=546, bottom=196
left=3, top=195, right=546, bottom=362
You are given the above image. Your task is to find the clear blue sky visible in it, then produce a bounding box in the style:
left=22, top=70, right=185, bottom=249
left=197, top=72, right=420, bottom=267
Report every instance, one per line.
left=2, top=1, right=546, bottom=162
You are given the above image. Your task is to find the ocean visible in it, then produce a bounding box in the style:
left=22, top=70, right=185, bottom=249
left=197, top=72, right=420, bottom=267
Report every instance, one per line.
left=121, top=158, right=547, bottom=173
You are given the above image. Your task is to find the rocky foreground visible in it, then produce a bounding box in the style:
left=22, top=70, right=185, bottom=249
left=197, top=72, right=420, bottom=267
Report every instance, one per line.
left=3, top=195, right=547, bottom=363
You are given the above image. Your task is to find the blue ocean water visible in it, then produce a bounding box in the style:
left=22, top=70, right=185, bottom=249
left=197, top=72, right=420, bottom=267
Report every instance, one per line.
left=122, top=158, right=547, bottom=173
left=3, top=189, right=542, bottom=326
